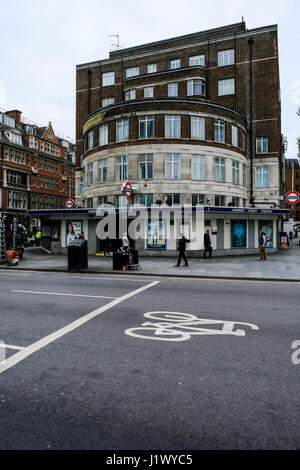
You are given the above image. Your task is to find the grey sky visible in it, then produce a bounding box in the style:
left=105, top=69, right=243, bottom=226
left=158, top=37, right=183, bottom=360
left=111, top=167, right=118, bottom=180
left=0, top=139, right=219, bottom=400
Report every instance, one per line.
left=0, top=0, right=299, bottom=157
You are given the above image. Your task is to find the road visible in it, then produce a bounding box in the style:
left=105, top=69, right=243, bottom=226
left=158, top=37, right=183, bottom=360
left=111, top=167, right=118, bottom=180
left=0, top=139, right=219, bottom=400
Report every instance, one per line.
left=0, top=270, right=299, bottom=450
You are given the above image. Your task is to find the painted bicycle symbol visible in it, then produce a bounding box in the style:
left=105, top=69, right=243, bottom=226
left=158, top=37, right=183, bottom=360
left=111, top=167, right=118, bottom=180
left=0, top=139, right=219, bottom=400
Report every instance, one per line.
left=125, top=311, right=259, bottom=342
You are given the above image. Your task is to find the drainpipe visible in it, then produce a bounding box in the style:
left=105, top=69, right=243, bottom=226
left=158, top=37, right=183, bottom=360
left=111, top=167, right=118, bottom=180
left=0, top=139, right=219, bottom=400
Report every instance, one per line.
left=248, top=37, right=254, bottom=206
left=87, top=69, right=92, bottom=115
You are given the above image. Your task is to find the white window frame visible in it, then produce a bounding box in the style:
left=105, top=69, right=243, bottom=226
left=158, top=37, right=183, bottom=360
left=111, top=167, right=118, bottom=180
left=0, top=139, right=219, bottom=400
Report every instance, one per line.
left=116, top=119, right=129, bottom=142
left=126, top=67, right=139, bottom=78
left=189, top=55, right=205, bottom=67
left=232, top=125, right=239, bottom=147
left=116, top=156, right=128, bottom=181
left=218, top=49, right=235, bottom=67
left=165, top=153, right=181, bottom=179
left=165, top=115, right=181, bottom=139
left=168, top=82, right=178, bottom=97
left=170, top=59, right=180, bottom=69
left=232, top=160, right=240, bottom=185
left=139, top=155, right=154, bottom=180
left=139, top=116, right=154, bottom=139
left=144, top=87, right=154, bottom=98
left=256, top=137, right=269, bottom=154
left=102, top=71, right=115, bottom=87
left=98, top=159, right=107, bottom=183
left=191, top=155, right=206, bottom=180
left=214, top=157, right=226, bottom=182
left=255, top=166, right=269, bottom=188
left=187, top=79, right=205, bottom=96
left=218, top=78, right=235, bottom=96
left=214, top=120, right=225, bottom=143
left=147, top=63, right=157, bottom=74
left=191, top=116, right=205, bottom=140
left=125, top=89, right=136, bottom=100
left=87, top=130, right=94, bottom=150
left=87, top=162, right=93, bottom=186
left=102, top=97, right=115, bottom=107
left=99, top=123, right=108, bottom=146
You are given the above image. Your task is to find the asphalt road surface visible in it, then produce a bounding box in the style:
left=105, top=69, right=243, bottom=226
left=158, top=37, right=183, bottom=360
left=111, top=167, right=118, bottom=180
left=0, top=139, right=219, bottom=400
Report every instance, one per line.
left=0, top=270, right=299, bottom=450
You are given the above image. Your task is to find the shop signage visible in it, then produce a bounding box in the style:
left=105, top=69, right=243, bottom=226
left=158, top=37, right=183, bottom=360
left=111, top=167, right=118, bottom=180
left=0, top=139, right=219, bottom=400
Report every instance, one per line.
left=83, top=113, right=103, bottom=134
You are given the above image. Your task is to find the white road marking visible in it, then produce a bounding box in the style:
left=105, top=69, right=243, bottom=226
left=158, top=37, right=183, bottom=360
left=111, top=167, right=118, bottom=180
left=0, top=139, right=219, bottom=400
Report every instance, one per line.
left=0, top=281, right=160, bottom=374
left=0, top=344, right=25, bottom=351
left=11, top=290, right=116, bottom=300
left=0, top=273, right=30, bottom=276
left=71, top=276, right=155, bottom=282
left=125, top=311, right=259, bottom=342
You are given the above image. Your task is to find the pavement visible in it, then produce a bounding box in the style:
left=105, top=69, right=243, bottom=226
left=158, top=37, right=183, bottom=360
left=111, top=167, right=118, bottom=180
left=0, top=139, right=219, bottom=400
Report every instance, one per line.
left=0, top=238, right=300, bottom=281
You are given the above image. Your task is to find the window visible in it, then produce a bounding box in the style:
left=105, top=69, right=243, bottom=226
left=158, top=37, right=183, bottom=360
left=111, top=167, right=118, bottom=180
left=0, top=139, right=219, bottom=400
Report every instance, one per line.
left=218, top=78, right=235, bottom=96
left=168, top=82, right=178, bottom=97
left=232, top=125, right=239, bottom=147
left=214, top=157, right=226, bottom=182
left=144, top=87, right=154, bottom=98
left=242, top=132, right=247, bottom=151
left=126, top=67, right=139, bottom=78
left=9, top=132, right=23, bottom=145
left=187, top=79, right=205, bottom=96
left=214, top=120, right=225, bottom=143
left=256, top=137, right=269, bottom=154
left=256, top=166, right=269, bottom=188
left=191, top=116, right=205, bottom=140
left=79, top=177, right=84, bottom=195
left=102, top=97, right=115, bottom=107
left=165, top=115, right=181, bottom=138
left=165, top=194, right=180, bottom=206
left=165, top=154, right=180, bottom=179
left=170, top=59, right=180, bottom=69
left=147, top=63, right=157, bottom=74
left=115, top=195, right=127, bottom=208
left=243, top=164, right=247, bottom=187
left=116, top=119, right=129, bottom=142
left=215, top=195, right=226, bottom=206
left=87, top=198, right=93, bottom=208
left=98, top=159, right=107, bottom=183
left=116, top=156, right=128, bottom=181
left=102, top=71, right=115, bottom=87
left=232, top=197, right=240, bottom=207
left=125, top=89, right=136, bottom=100
left=192, top=194, right=205, bottom=206
left=191, top=155, right=205, bottom=180
left=87, top=130, right=94, bottom=150
left=87, top=162, right=93, bottom=186
left=98, top=196, right=108, bottom=206
left=99, top=123, right=108, bottom=147
left=189, top=55, right=205, bottom=67
left=218, top=49, right=235, bottom=67
left=139, top=115, right=154, bottom=139
left=232, top=160, right=240, bottom=185
left=138, top=155, right=153, bottom=179
left=139, top=194, right=154, bottom=207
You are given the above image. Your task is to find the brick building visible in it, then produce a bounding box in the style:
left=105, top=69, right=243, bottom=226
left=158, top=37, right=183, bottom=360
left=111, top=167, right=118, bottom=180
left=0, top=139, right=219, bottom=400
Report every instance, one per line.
left=35, top=20, right=286, bottom=256
left=0, top=109, right=75, bottom=227
left=285, top=157, right=300, bottom=222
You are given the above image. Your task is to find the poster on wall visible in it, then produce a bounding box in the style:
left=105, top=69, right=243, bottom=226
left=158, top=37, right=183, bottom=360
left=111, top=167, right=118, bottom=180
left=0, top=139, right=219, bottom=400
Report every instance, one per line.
left=231, top=220, right=247, bottom=248
left=66, top=221, right=82, bottom=246
left=147, top=221, right=166, bottom=249
left=258, top=221, right=273, bottom=248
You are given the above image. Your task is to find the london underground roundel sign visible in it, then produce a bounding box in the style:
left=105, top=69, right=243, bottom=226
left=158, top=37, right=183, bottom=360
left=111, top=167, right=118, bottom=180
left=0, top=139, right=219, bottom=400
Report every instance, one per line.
left=124, top=181, right=133, bottom=199
left=65, top=198, right=75, bottom=209
left=286, top=191, right=300, bottom=205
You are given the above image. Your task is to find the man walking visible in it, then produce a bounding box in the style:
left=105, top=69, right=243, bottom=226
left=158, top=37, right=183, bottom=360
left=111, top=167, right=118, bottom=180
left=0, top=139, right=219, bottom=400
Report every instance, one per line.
left=203, top=229, right=212, bottom=259
left=175, top=234, right=190, bottom=267
left=259, top=230, right=267, bottom=261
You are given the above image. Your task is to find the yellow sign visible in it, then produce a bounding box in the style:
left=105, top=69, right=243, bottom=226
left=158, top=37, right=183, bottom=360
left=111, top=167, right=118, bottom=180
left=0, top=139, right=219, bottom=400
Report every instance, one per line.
left=83, top=113, right=103, bottom=134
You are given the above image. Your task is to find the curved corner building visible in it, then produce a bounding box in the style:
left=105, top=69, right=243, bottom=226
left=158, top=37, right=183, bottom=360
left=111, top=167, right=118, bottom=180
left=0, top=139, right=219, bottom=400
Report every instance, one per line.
left=74, top=21, right=287, bottom=256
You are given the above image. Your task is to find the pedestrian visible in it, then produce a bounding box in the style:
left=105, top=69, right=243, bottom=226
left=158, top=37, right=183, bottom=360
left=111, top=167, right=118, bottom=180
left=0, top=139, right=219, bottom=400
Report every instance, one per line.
left=175, top=234, right=190, bottom=267
left=289, top=230, right=293, bottom=241
left=121, top=232, right=129, bottom=252
left=259, top=230, right=267, bottom=261
left=203, top=229, right=212, bottom=259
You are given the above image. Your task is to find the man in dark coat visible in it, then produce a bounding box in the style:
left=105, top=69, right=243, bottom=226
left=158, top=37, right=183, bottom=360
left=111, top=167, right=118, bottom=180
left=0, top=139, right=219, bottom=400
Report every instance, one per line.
left=175, top=234, right=190, bottom=267
left=203, top=229, right=212, bottom=259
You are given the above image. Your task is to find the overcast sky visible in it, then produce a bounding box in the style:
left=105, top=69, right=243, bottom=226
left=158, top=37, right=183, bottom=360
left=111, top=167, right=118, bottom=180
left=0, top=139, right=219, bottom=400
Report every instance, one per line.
left=0, top=0, right=299, bottom=157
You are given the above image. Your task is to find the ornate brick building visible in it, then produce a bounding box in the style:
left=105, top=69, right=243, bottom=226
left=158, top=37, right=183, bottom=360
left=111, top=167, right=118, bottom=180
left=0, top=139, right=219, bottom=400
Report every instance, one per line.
left=0, top=109, right=75, bottom=226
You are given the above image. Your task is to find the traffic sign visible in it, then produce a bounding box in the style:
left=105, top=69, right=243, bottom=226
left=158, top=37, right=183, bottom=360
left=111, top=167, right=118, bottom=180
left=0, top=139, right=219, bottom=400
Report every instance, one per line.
left=286, top=191, right=300, bottom=205
left=123, top=181, right=133, bottom=199
left=65, top=198, right=75, bottom=209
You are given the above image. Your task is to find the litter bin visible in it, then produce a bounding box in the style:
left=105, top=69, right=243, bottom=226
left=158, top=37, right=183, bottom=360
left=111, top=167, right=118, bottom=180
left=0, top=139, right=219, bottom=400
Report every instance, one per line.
left=113, top=251, right=129, bottom=270
left=67, top=239, right=88, bottom=271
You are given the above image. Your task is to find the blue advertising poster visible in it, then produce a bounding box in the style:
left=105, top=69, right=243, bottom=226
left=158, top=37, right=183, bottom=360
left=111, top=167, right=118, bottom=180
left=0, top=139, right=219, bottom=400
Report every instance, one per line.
left=231, top=220, right=247, bottom=248
left=258, top=221, right=273, bottom=248
left=147, top=221, right=166, bottom=250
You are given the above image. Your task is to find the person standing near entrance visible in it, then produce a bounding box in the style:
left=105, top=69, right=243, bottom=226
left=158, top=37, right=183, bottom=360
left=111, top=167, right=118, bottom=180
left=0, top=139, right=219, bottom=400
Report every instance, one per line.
left=175, top=234, right=190, bottom=267
left=259, top=230, right=267, bottom=261
left=121, top=232, right=130, bottom=252
left=203, top=230, right=212, bottom=259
